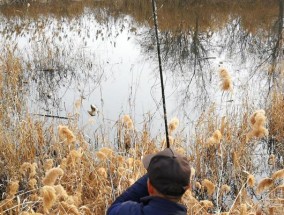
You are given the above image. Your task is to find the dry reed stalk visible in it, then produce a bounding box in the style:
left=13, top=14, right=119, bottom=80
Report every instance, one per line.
left=240, top=203, right=247, bottom=215
left=42, top=167, right=64, bottom=186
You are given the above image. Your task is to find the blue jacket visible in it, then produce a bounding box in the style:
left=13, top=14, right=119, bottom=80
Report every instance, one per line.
left=107, top=175, right=187, bottom=215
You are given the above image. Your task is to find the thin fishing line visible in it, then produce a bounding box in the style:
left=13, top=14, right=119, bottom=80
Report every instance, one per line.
left=151, top=0, right=170, bottom=148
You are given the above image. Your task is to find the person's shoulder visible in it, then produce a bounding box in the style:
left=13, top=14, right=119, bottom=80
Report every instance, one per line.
left=108, top=200, right=143, bottom=215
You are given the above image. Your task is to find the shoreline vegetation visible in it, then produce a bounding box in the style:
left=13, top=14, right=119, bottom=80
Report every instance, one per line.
left=0, top=51, right=284, bottom=214
left=1, top=0, right=284, bottom=214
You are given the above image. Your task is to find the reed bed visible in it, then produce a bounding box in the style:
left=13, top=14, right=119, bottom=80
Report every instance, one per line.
left=1, top=52, right=284, bottom=215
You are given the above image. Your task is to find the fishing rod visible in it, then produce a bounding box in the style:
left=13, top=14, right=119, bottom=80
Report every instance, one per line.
left=151, top=0, right=170, bottom=148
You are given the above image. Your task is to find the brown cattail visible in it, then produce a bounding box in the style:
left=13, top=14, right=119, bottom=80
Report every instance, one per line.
left=213, top=130, right=222, bottom=142
left=59, top=201, right=80, bottom=215
left=7, top=181, right=19, bottom=197
left=271, top=169, right=284, bottom=180
left=168, top=117, right=179, bottom=132
left=256, top=178, right=274, bottom=194
left=19, top=162, right=31, bottom=175
left=200, top=200, right=214, bottom=208
left=97, top=167, right=108, bottom=179
left=195, top=182, right=202, bottom=190
left=29, top=162, right=37, bottom=178
left=96, top=151, right=107, bottom=160
left=54, top=185, right=69, bottom=201
left=41, top=186, right=57, bottom=213
left=122, top=115, right=134, bottom=129
left=268, top=154, right=276, bottom=166
left=219, top=68, right=233, bottom=91
left=42, top=167, right=64, bottom=186
left=247, top=110, right=268, bottom=142
left=28, top=178, right=37, bottom=190
left=221, top=184, right=231, bottom=195
left=202, top=179, right=215, bottom=195
left=247, top=174, right=255, bottom=188
left=58, top=125, right=76, bottom=144
left=44, top=159, right=54, bottom=171
left=100, top=147, right=114, bottom=157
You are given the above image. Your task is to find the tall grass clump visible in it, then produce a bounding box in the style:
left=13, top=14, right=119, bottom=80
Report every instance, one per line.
left=0, top=52, right=284, bottom=214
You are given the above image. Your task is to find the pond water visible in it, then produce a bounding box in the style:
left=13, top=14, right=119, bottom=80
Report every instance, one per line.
left=0, top=0, right=283, bottom=146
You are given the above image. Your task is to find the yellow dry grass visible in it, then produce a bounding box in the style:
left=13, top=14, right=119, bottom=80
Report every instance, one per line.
left=0, top=48, right=284, bottom=215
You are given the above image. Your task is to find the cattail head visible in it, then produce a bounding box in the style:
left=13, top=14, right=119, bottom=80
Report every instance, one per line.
left=28, top=178, right=37, bottom=190
left=122, top=115, right=134, bottom=130
left=200, top=200, right=214, bottom=208
left=268, top=154, right=276, bottom=166
left=247, top=174, right=255, bottom=188
left=54, top=185, right=69, bottom=201
left=219, top=68, right=232, bottom=91
left=42, top=167, right=64, bottom=186
left=44, top=159, right=54, bottom=171
left=221, top=184, right=231, bottom=195
left=97, top=167, right=108, bottom=179
left=7, top=180, right=19, bottom=197
left=168, top=117, right=179, bottom=132
left=100, top=147, right=114, bottom=157
left=20, top=162, right=31, bottom=175
left=202, top=179, right=215, bottom=196
left=58, top=125, right=76, bottom=144
left=213, top=130, right=222, bottom=142
left=207, top=130, right=222, bottom=147
left=256, top=177, right=274, bottom=194
left=250, top=110, right=265, bottom=126
left=271, top=169, right=284, bottom=180
left=67, top=149, right=83, bottom=165
left=59, top=202, right=80, bottom=215
left=195, top=182, right=202, bottom=190
left=41, top=186, right=57, bottom=213
left=247, top=110, right=268, bottom=142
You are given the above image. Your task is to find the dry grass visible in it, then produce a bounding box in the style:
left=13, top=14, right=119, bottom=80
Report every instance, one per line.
left=1, top=53, right=284, bottom=215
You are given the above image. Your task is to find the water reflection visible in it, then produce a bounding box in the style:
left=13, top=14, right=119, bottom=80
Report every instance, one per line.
left=0, top=0, right=282, bottom=142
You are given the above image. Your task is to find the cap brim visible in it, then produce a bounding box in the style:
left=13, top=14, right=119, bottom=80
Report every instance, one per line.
left=142, top=148, right=178, bottom=169
left=142, top=154, right=155, bottom=169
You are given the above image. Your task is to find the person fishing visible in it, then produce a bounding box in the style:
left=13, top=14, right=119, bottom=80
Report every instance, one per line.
left=107, top=0, right=192, bottom=213
left=107, top=148, right=191, bottom=215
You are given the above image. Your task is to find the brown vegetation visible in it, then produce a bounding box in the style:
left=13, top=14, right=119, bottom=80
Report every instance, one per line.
left=0, top=6, right=284, bottom=212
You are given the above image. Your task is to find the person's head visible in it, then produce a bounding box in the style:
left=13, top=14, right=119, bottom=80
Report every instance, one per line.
left=142, top=148, right=191, bottom=201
